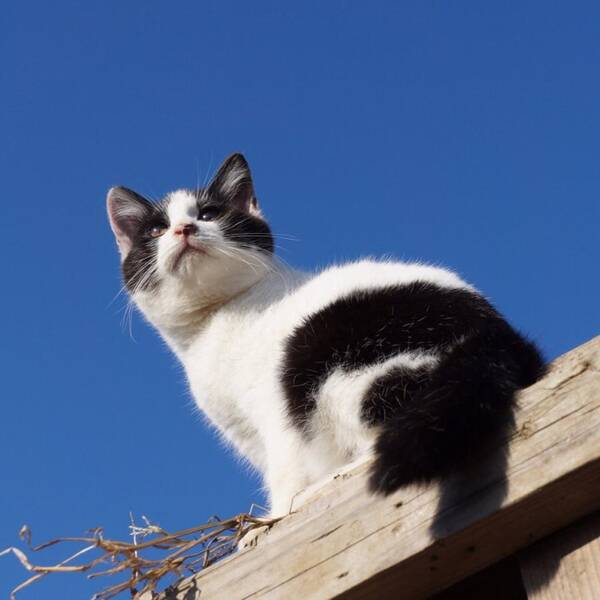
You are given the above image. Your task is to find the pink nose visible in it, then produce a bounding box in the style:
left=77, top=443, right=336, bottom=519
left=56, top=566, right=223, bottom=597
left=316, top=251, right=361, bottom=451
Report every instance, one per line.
left=174, top=223, right=198, bottom=236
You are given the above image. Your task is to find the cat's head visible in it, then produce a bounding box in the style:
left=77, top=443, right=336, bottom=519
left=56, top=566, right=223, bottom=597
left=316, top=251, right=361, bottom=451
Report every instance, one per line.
left=107, top=153, right=274, bottom=327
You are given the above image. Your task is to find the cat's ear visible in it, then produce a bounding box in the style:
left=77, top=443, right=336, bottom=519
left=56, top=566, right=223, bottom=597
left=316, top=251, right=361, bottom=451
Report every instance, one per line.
left=208, top=153, right=259, bottom=212
left=106, top=186, right=153, bottom=258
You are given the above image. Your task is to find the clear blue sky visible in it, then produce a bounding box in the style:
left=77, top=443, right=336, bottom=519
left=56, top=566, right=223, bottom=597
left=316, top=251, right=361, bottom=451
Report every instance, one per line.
left=2, top=2, right=599, bottom=597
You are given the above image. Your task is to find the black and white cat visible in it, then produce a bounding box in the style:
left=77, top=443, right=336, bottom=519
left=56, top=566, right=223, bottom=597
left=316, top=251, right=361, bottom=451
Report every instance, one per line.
left=107, top=153, right=545, bottom=517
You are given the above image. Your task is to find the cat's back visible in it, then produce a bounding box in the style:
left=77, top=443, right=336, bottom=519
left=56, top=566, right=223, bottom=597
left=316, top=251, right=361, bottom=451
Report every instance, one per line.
left=278, top=259, right=472, bottom=322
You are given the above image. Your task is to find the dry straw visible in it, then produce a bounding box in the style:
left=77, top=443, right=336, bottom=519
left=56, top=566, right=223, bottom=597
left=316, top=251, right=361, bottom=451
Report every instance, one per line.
left=1, top=508, right=277, bottom=599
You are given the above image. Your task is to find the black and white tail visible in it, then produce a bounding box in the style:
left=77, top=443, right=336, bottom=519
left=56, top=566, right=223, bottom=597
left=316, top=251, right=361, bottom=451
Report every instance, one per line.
left=369, top=322, right=546, bottom=494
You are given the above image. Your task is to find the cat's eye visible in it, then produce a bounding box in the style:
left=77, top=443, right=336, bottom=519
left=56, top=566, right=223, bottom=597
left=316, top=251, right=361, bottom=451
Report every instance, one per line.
left=148, top=225, right=167, bottom=238
left=199, top=206, right=221, bottom=222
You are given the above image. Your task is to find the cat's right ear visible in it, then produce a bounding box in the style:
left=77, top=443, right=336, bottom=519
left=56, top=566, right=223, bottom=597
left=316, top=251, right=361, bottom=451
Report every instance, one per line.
left=106, top=187, right=152, bottom=258
left=207, top=153, right=258, bottom=212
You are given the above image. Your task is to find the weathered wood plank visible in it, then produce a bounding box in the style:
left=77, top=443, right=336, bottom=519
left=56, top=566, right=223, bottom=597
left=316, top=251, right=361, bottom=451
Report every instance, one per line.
left=154, top=335, right=600, bottom=600
left=519, top=511, right=600, bottom=600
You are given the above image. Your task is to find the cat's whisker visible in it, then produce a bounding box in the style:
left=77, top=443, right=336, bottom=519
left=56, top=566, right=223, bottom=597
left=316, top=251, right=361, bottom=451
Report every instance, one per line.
left=117, top=296, right=138, bottom=340
left=195, top=156, right=203, bottom=193
left=217, top=239, right=275, bottom=272
left=125, top=302, right=136, bottom=341
left=107, top=283, right=130, bottom=308
left=201, top=154, right=214, bottom=189
left=214, top=245, right=263, bottom=276
left=132, top=265, right=158, bottom=295
left=130, top=256, right=156, bottom=293
left=224, top=232, right=299, bottom=242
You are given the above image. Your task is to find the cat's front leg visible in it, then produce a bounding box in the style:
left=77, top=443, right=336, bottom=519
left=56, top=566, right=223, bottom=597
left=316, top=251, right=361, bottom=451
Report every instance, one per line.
left=238, top=441, right=308, bottom=550
left=264, top=437, right=310, bottom=518
left=267, top=472, right=306, bottom=518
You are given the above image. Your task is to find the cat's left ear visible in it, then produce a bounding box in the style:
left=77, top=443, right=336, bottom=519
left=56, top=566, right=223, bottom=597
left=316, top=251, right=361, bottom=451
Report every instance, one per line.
left=107, top=186, right=153, bottom=258
left=208, top=153, right=260, bottom=213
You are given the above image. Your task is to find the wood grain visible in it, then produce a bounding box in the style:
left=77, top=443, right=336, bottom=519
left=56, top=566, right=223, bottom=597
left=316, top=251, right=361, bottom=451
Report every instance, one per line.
left=148, top=335, right=600, bottom=600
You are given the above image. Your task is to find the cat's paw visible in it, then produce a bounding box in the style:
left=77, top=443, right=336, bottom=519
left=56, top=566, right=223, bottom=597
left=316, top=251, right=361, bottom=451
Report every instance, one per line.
left=237, top=525, right=270, bottom=550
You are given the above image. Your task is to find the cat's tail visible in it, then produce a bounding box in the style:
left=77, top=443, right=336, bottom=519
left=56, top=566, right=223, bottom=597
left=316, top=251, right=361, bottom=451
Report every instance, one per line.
left=368, top=323, right=546, bottom=494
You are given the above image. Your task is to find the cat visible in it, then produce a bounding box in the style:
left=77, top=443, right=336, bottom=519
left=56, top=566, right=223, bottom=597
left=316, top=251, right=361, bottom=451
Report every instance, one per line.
left=107, top=153, right=545, bottom=518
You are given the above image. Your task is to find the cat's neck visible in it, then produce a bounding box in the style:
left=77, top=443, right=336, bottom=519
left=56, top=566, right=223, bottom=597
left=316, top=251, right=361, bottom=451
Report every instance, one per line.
left=139, top=259, right=307, bottom=356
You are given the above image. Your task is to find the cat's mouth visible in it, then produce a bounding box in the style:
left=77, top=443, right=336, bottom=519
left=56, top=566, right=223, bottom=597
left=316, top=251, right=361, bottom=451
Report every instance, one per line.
left=172, top=241, right=208, bottom=271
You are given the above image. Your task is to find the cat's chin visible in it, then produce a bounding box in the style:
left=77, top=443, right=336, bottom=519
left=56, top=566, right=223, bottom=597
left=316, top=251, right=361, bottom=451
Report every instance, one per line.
left=171, top=244, right=208, bottom=272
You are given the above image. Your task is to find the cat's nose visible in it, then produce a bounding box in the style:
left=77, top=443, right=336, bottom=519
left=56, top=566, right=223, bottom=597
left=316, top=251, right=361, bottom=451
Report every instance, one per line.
left=174, top=223, right=198, bottom=237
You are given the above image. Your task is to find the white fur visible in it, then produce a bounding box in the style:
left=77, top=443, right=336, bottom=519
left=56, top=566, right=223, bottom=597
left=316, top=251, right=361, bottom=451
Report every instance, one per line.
left=122, top=190, right=472, bottom=516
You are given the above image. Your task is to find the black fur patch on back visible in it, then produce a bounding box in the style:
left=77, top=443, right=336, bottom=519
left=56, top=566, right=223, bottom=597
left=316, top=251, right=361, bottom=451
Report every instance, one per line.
left=280, top=282, right=503, bottom=429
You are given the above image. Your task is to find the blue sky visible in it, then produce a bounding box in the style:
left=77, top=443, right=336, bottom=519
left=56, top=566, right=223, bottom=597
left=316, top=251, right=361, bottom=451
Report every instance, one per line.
left=1, top=2, right=599, bottom=597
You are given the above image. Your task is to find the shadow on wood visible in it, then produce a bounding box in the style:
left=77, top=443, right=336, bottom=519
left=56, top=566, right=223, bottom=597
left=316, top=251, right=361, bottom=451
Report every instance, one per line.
left=519, top=510, right=600, bottom=599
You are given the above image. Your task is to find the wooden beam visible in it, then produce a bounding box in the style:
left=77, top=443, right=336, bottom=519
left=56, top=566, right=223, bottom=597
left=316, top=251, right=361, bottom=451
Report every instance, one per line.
left=519, top=511, right=600, bottom=599
left=153, top=335, right=600, bottom=600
